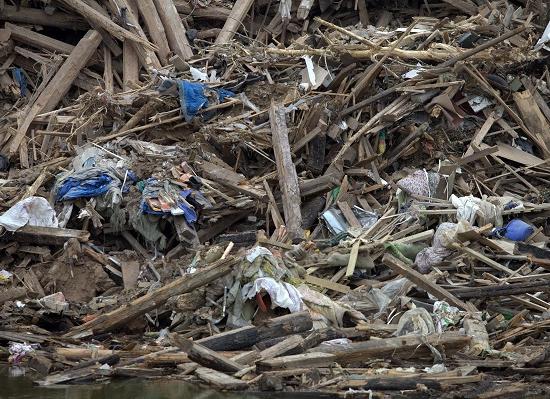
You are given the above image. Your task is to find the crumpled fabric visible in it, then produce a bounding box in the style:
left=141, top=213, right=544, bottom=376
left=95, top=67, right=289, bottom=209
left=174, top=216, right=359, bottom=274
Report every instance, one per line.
left=242, top=277, right=303, bottom=313
left=298, top=284, right=366, bottom=328
left=450, top=194, right=503, bottom=226
left=397, top=169, right=440, bottom=198
left=139, top=178, right=203, bottom=225
left=415, top=222, right=457, bottom=273
left=395, top=307, right=435, bottom=336
left=55, top=168, right=121, bottom=203
left=0, top=196, right=58, bottom=232
left=8, top=342, right=34, bottom=364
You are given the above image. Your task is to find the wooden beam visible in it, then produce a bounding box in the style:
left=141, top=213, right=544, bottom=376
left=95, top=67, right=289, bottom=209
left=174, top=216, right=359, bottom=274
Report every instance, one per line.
left=315, top=332, right=471, bottom=365
left=9, top=30, right=102, bottom=155
left=66, top=257, right=239, bottom=337
left=195, top=312, right=313, bottom=351
left=270, top=103, right=303, bottom=240
left=153, top=0, right=194, bottom=60
left=194, top=367, right=247, bottom=390
left=60, top=0, right=154, bottom=47
left=0, top=5, right=87, bottom=30
left=214, top=0, right=255, bottom=44
left=112, top=0, right=161, bottom=69
left=382, top=253, right=471, bottom=310
left=171, top=334, right=245, bottom=372
left=5, top=22, right=74, bottom=54
left=136, top=0, right=171, bottom=65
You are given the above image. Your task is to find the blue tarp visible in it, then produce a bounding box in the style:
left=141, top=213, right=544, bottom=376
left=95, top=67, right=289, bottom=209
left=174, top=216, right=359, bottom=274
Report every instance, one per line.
left=56, top=174, right=114, bottom=201
left=177, top=80, right=234, bottom=122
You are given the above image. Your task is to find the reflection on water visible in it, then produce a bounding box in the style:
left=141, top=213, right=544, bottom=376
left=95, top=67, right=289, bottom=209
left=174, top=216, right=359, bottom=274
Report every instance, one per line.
left=1, top=364, right=254, bottom=399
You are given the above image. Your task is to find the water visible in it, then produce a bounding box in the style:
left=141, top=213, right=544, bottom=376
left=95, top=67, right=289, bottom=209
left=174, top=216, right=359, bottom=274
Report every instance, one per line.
left=1, top=364, right=255, bottom=399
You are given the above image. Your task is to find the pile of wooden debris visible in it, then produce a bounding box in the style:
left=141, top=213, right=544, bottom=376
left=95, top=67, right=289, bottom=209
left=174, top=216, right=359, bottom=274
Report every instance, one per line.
left=1, top=0, right=550, bottom=397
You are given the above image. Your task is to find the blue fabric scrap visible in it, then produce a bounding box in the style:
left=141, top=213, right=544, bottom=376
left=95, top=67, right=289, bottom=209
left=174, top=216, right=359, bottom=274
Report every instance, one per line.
left=177, top=80, right=234, bottom=122
left=57, top=174, right=114, bottom=201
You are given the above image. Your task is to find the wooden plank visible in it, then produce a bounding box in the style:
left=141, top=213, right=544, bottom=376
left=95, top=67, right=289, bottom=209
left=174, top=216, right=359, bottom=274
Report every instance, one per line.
left=196, top=160, right=266, bottom=200
left=270, top=103, right=303, bottom=240
left=112, top=0, right=161, bottom=69
left=196, top=312, right=313, bottom=351
left=346, top=240, right=360, bottom=278
left=456, top=145, right=498, bottom=165
left=121, top=260, right=140, bottom=289
left=483, top=143, right=544, bottom=167
left=513, top=90, right=550, bottom=152
left=194, top=367, right=248, bottom=390
left=452, top=244, right=514, bottom=275
left=303, top=274, right=351, bottom=294
left=153, top=0, right=193, bottom=60
left=337, top=201, right=361, bottom=229
left=2, top=225, right=90, bottom=245
left=315, top=332, right=471, bottom=364
left=258, top=335, right=304, bottom=361
left=136, top=0, right=171, bottom=65
left=171, top=334, right=245, bottom=372
left=66, top=257, right=238, bottom=337
left=382, top=253, right=470, bottom=310
left=103, top=46, right=114, bottom=92
left=9, top=30, right=102, bottom=155
left=256, top=352, right=337, bottom=371
left=214, top=0, right=255, bottom=44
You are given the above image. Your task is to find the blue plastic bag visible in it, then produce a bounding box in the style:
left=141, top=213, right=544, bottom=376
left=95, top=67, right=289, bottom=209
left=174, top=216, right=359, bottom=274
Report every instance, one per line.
left=495, top=219, right=534, bottom=242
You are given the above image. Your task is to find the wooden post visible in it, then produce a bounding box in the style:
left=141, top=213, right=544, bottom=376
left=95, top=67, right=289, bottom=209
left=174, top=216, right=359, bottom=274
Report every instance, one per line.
left=152, top=0, right=194, bottom=60
left=214, top=0, right=255, bottom=44
left=136, top=0, right=171, bottom=65
left=9, top=30, right=103, bottom=156
left=269, top=103, right=303, bottom=240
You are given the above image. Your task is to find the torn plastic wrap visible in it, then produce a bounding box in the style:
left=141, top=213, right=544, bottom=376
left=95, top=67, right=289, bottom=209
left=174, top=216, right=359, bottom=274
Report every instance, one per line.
left=0, top=196, right=58, bottom=232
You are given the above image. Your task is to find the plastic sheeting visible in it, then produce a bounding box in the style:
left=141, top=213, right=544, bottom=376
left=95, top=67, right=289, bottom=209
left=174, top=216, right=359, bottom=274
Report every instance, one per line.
left=242, top=277, right=303, bottom=313
left=0, top=196, right=58, bottom=232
